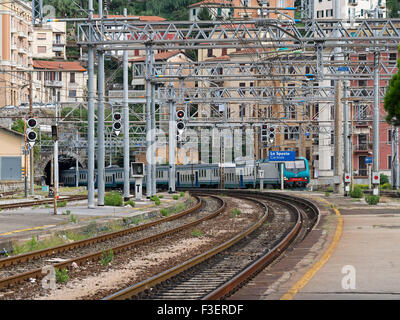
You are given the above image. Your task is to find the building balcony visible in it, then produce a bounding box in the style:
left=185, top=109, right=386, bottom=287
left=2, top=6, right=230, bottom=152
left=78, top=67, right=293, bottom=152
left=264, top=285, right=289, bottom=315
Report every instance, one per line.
left=45, top=80, right=63, bottom=87
left=354, top=143, right=372, bottom=153
left=17, top=31, right=27, bottom=38
left=53, top=43, right=65, bottom=52
left=348, top=0, right=358, bottom=5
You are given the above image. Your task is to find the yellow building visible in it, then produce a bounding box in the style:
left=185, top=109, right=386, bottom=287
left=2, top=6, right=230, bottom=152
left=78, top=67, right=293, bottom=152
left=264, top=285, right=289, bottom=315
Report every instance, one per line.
left=0, top=126, right=32, bottom=191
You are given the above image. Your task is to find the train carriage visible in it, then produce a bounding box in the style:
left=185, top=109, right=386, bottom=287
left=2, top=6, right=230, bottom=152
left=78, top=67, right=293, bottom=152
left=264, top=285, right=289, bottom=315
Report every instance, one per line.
left=60, top=157, right=310, bottom=190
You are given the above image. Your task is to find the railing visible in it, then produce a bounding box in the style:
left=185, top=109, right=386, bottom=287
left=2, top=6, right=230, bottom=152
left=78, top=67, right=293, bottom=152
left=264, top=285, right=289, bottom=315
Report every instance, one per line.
left=355, top=143, right=370, bottom=152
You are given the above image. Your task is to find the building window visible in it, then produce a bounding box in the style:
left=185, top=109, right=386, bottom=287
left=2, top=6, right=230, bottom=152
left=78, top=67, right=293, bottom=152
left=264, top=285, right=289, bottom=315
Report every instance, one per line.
left=388, top=156, right=392, bottom=170
left=207, top=48, right=213, bottom=57
left=70, top=72, right=75, bottom=83
left=359, top=54, right=367, bottom=61
left=37, top=46, right=46, bottom=53
left=388, top=129, right=393, bottom=143
left=37, top=33, right=46, bottom=40
left=192, top=9, right=196, bottom=16
left=69, top=90, right=77, bottom=98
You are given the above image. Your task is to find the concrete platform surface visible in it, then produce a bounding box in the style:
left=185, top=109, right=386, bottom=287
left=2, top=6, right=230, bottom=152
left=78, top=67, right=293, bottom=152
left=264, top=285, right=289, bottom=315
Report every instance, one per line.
left=0, top=192, right=188, bottom=244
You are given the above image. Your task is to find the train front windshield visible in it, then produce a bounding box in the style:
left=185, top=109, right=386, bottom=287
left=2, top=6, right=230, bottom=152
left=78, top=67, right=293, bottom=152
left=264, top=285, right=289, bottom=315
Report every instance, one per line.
left=285, top=160, right=306, bottom=173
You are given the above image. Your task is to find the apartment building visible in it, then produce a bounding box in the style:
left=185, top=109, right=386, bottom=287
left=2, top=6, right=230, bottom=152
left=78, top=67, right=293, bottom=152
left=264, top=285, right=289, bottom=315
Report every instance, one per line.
left=33, top=21, right=67, bottom=60
left=0, top=0, right=33, bottom=108
left=314, top=0, right=386, bottom=19
left=190, top=0, right=296, bottom=20
left=33, top=60, right=89, bottom=104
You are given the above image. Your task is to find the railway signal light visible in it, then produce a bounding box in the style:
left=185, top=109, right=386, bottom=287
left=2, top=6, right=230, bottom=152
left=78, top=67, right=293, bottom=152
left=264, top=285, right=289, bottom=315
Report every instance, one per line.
left=27, top=118, right=37, bottom=129
left=176, top=110, right=185, bottom=141
left=113, top=112, right=122, bottom=136
left=261, top=124, right=268, bottom=143
left=26, top=118, right=38, bottom=146
left=268, top=125, right=276, bottom=143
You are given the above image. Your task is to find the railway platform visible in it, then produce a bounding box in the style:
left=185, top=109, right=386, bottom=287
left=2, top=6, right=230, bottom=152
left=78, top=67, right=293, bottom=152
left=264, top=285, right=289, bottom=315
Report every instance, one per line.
left=228, top=190, right=400, bottom=300
left=0, top=191, right=191, bottom=253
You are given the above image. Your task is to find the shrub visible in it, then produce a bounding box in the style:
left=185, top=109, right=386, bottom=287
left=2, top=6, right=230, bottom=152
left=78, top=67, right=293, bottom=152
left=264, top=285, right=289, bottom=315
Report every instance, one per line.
left=57, top=200, right=67, bottom=207
left=350, top=185, right=363, bottom=198
left=104, top=191, right=123, bottom=206
left=380, top=174, right=389, bottom=185
left=365, top=195, right=380, bottom=205
left=125, top=200, right=135, bottom=207
left=379, top=182, right=391, bottom=190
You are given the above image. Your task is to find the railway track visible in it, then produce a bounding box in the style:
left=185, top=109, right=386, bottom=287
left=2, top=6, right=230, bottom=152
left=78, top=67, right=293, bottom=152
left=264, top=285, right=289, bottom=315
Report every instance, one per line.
left=0, top=195, right=88, bottom=210
left=0, top=194, right=227, bottom=294
left=103, top=191, right=319, bottom=300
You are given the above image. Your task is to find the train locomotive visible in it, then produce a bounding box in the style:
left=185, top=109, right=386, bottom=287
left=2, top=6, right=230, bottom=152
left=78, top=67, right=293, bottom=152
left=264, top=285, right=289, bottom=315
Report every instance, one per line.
left=60, top=157, right=310, bottom=190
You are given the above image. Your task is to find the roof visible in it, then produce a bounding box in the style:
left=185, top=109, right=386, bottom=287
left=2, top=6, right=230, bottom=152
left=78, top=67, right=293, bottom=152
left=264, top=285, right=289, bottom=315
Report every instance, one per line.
left=130, top=50, right=190, bottom=63
left=93, top=14, right=166, bottom=21
left=0, top=126, right=24, bottom=137
left=33, top=60, right=86, bottom=72
left=205, top=55, right=231, bottom=61
left=189, top=0, right=231, bottom=8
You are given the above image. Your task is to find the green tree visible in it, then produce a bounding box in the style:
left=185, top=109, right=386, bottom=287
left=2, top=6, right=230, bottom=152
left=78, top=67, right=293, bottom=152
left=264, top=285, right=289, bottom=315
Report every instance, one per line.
left=11, top=119, right=25, bottom=134
left=384, top=44, right=400, bottom=126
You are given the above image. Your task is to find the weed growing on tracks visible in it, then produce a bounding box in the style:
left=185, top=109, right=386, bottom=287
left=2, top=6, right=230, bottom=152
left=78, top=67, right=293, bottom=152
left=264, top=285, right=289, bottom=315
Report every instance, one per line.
left=173, top=195, right=179, bottom=200
left=160, top=208, right=169, bottom=217
left=231, top=208, right=242, bottom=218
left=55, top=268, right=69, bottom=283
left=70, top=215, right=77, bottom=223
left=100, top=249, right=114, bottom=266
left=191, top=229, right=203, bottom=237
left=180, top=192, right=185, bottom=197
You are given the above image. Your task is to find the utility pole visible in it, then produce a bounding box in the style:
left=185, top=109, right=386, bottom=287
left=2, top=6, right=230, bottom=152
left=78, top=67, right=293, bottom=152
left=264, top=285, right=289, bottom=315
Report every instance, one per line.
left=372, top=49, right=380, bottom=195
left=343, top=80, right=350, bottom=195
left=24, top=119, right=28, bottom=198
left=168, top=85, right=176, bottom=193
left=97, top=0, right=105, bottom=206
left=29, top=73, right=34, bottom=196
left=145, top=44, right=153, bottom=198
left=75, top=131, right=79, bottom=188
left=53, top=105, right=59, bottom=215
left=123, top=8, right=131, bottom=202
left=87, top=0, right=95, bottom=208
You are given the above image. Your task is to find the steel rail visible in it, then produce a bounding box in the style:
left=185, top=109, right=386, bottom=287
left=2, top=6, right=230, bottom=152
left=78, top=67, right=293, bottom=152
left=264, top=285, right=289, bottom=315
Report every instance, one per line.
left=0, top=195, right=202, bottom=268
left=103, top=193, right=267, bottom=300
left=202, top=192, right=318, bottom=299
left=0, top=195, right=224, bottom=290
left=0, top=195, right=89, bottom=210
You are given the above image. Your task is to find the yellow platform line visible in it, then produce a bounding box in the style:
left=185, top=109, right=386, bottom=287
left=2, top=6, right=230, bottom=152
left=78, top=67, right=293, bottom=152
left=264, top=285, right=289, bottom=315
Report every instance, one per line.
left=280, top=198, right=343, bottom=300
left=0, top=199, right=176, bottom=236
left=0, top=224, right=57, bottom=236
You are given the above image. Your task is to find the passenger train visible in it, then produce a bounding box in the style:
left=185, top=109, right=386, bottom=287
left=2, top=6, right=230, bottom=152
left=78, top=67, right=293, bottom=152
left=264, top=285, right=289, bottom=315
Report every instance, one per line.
left=60, top=157, right=310, bottom=190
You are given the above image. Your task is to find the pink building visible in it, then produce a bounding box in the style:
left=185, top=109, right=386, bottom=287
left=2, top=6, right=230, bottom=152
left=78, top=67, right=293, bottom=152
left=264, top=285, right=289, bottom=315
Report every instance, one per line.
left=350, top=51, right=398, bottom=181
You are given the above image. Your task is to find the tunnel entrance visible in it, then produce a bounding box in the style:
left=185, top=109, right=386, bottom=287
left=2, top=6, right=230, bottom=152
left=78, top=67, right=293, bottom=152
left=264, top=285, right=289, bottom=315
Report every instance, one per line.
left=43, top=155, right=82, bottom=186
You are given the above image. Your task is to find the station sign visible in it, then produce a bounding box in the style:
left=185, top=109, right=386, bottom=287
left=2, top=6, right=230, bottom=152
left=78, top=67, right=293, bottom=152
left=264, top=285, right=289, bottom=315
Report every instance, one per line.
left=365, top=157, right=373, bottom=164
left=268, top=151, right=295, bottom=162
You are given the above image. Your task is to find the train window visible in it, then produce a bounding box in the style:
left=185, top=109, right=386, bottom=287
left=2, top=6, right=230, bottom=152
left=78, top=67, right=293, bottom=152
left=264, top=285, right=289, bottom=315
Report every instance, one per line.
left=294, top=160, right=305, bottom=169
